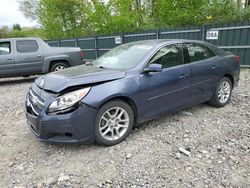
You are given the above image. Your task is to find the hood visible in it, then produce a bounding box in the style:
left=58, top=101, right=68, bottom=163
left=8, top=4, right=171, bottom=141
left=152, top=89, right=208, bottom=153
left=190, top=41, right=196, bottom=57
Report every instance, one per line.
left=35, top=65, right=126, bottom=93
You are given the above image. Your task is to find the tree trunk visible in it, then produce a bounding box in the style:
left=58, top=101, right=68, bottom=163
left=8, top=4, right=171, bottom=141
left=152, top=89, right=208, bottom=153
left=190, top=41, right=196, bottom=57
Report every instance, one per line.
left=246, top=0, right=250, bottom=7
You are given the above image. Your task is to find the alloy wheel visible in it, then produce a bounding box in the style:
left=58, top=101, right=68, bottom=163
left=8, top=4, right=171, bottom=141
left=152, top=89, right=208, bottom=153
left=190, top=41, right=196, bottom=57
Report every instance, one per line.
left=54, top=65, right=66, bottom=71
left=99, top=107, right=130, bottom=141
left=217, top=81, right=231, bottom=104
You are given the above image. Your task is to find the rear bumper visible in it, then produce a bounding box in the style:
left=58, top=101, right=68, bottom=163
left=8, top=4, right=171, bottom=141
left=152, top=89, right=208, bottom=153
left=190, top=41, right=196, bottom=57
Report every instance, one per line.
left=26, top=106, right=97, bottom=144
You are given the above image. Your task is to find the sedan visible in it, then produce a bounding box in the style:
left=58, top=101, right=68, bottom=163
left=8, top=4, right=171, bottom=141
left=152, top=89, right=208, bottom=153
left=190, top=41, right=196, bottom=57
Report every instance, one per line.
left=26, top=39, right=240, bottom=146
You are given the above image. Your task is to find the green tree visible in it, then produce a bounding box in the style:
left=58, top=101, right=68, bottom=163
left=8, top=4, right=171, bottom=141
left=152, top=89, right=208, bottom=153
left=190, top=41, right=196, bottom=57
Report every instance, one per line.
left=38, top=0, right=85, bottom=39
left=13, top=24, right=22, bottom=31
left=0, top=26, right=10, bottom=38
left=18, top=0, right=39, bottom=20
left=107, top=0, right=146, bottom=33
left=151, top=0, right=206, bottom=28
left=17, top=0, right=250, bottom=39
left=0, top=25, right=43, bottom=39
left=84, top=0, right=112, bottom=34
left=198, top=0, right=250, bottom=24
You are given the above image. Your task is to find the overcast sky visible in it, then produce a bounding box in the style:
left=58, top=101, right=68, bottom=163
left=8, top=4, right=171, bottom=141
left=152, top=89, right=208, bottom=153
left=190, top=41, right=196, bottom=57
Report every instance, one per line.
left=0, top=0, right=37, bottom=27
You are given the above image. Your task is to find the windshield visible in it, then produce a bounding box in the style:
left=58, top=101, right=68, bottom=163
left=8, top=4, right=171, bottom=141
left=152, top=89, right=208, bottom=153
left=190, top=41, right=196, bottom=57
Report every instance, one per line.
left=93, top=43, right=153, bottom=70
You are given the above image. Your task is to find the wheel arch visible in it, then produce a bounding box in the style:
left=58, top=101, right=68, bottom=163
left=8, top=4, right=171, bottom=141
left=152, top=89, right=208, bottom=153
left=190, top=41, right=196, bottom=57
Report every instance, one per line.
left=223, top=73, right=234, bottom=87
left=42, top=56, right=72, bottom=73
left=98, top=95, right=138, bottom=123
left=49, top=60, right=70, bottom=71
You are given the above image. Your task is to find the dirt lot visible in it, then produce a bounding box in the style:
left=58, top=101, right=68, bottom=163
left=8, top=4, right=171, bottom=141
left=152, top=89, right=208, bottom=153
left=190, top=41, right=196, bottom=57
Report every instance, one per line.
left=0, top=71, right=249, bottom=188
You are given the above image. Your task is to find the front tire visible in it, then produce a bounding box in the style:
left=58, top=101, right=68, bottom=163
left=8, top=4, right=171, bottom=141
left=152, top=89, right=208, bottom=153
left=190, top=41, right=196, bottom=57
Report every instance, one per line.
left=95, top=100, right=134, bottom=146
left=209, top=77, right=232, bottom=107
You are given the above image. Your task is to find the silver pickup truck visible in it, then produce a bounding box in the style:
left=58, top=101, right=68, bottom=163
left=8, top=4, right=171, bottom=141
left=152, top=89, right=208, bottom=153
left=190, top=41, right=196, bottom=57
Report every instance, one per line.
left=0, top=37, right=84, bottom=78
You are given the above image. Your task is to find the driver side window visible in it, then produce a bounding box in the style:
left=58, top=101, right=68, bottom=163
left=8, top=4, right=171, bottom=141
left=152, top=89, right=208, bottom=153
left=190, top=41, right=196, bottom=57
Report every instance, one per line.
left=149, top=44, right=183, bottom=69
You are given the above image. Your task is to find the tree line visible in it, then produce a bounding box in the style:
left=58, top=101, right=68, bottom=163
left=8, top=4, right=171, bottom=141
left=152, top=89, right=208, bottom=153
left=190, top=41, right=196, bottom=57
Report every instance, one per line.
left=1, top=0, right=250, bottom=39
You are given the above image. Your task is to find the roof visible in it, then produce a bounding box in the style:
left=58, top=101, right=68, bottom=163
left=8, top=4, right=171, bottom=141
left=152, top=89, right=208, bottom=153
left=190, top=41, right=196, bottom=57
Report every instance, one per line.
left=124, top=39, right=223, bottom=55
left=126, top=39, right=209, bottom=45
left=123, top=39, right=215, bottom=48
left=0, top=37, right=41, bottom=42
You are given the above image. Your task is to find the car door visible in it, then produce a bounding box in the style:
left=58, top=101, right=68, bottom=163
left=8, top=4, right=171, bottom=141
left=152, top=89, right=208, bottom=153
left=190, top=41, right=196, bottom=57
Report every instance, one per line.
left=138, top=43, right=192, bottom=120
left=0, top=40, right=16, bottom=77
left=14, top=40, right=44, bottom=75
left=184, top=43, right=223, bottom=103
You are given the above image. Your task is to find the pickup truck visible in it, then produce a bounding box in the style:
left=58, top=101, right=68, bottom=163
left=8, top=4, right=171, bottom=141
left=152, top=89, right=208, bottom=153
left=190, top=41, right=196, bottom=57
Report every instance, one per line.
left=0, top=37, right=84, bottom=78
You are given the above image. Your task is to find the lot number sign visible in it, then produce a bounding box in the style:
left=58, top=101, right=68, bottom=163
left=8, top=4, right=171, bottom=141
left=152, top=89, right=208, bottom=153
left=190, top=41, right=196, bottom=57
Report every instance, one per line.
left=206, top=30, right=219, bottom=40
left=115, top=36, right=122, bottom=44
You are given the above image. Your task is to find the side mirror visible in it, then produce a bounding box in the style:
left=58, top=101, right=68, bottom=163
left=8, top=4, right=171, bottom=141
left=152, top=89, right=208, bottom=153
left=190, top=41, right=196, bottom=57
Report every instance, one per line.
left=143, top=64, right=163, bottom=74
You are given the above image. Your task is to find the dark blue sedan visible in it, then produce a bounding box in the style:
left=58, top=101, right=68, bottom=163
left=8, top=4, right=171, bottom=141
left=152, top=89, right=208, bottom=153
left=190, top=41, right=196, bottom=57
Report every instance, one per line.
left=26, top=39, right=240, bottom=146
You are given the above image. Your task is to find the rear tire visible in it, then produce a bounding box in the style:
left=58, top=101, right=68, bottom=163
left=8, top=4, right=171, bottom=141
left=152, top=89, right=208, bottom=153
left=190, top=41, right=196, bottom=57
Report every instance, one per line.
left=209, top=77, right=232, bottom=108
left=50, top=62, right=68, bottom=72
left=95, top=100, right=134, bottom=146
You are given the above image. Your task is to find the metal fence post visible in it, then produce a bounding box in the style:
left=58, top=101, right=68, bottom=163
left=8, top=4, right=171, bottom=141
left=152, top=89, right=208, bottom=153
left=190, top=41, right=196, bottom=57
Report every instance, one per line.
left=75, top=38, right=78, bottom=47
left=202, top=25, right=205, bottom=41
left=94, top=36, right=98, bottom=59
left=121, top=32, right=124, bottom=44
left=156, top=29, right=159, bottom=39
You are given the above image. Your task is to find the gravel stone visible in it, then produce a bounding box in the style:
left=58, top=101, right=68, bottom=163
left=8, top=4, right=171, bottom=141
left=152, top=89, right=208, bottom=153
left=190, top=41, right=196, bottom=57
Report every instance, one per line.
left=175, top=152, right=182, bottom=159
left=58, top=173, right=70, bottom=184
left=179, top=147, right=191, bottom=156
left=126, top=153, right=132, bottom=159
left=196, top=154, right=202, bottom=159
left=0, top=71, right=250, bottom=187
left=105, top=179, right=112, bottom=184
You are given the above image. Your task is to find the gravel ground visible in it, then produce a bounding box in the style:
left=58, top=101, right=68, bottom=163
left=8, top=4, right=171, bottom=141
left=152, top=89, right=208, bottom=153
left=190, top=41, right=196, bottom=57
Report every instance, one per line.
left=0, top=71, right=249, bottom=188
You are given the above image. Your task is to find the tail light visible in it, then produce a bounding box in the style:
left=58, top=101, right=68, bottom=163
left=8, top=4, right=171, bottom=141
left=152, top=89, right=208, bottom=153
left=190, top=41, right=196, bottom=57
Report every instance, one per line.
left=233, top=55, right=240, bottom=63
left=80, top=51, right=84, bottom=59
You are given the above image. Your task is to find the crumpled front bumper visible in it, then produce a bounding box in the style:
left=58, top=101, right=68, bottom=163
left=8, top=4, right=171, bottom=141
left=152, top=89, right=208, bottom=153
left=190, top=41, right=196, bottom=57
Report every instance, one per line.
left=26, top=105, right=97, bottom=144
left=25, top=83, right=98, bottom=144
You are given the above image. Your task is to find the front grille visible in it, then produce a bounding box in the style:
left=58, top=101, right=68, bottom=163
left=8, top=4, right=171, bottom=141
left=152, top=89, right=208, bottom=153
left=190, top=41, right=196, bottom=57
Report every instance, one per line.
left=27, top=89, right=45, bottom=116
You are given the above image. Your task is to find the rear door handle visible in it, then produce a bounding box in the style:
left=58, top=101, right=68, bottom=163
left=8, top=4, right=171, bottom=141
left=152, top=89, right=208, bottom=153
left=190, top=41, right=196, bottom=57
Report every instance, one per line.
left=37, top=55, right=42, bottom=58
left=7, top=58, right=13, bottom=61
left=179, top=74, right=187, bottom=79
left=211, top=65, right=218, bottom=70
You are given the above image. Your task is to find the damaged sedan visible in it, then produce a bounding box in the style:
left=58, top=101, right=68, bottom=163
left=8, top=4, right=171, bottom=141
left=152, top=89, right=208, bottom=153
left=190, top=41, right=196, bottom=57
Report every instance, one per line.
left=26, top=39, right=240, bottom=146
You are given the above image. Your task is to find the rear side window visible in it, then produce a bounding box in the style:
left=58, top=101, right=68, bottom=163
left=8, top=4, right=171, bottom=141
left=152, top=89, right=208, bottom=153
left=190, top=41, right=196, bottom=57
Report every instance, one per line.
left=186, top=43, right=215, bottom=63
left=0, top=42, right=11, bottom=55
left=16, top=40, right=39, bottom=53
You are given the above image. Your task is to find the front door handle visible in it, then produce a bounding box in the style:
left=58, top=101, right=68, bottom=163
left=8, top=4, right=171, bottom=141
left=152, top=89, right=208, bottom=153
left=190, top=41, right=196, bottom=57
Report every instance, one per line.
left=179, top=74, right=188, bottom=79
left=211, top=65, right=218, bottom=70
left=7, top=58, right=13, bottom=61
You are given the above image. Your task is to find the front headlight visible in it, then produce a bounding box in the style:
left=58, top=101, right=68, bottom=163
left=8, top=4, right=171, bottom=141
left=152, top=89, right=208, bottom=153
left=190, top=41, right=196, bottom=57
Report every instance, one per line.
left=49, top=87, right=91, bottom=113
